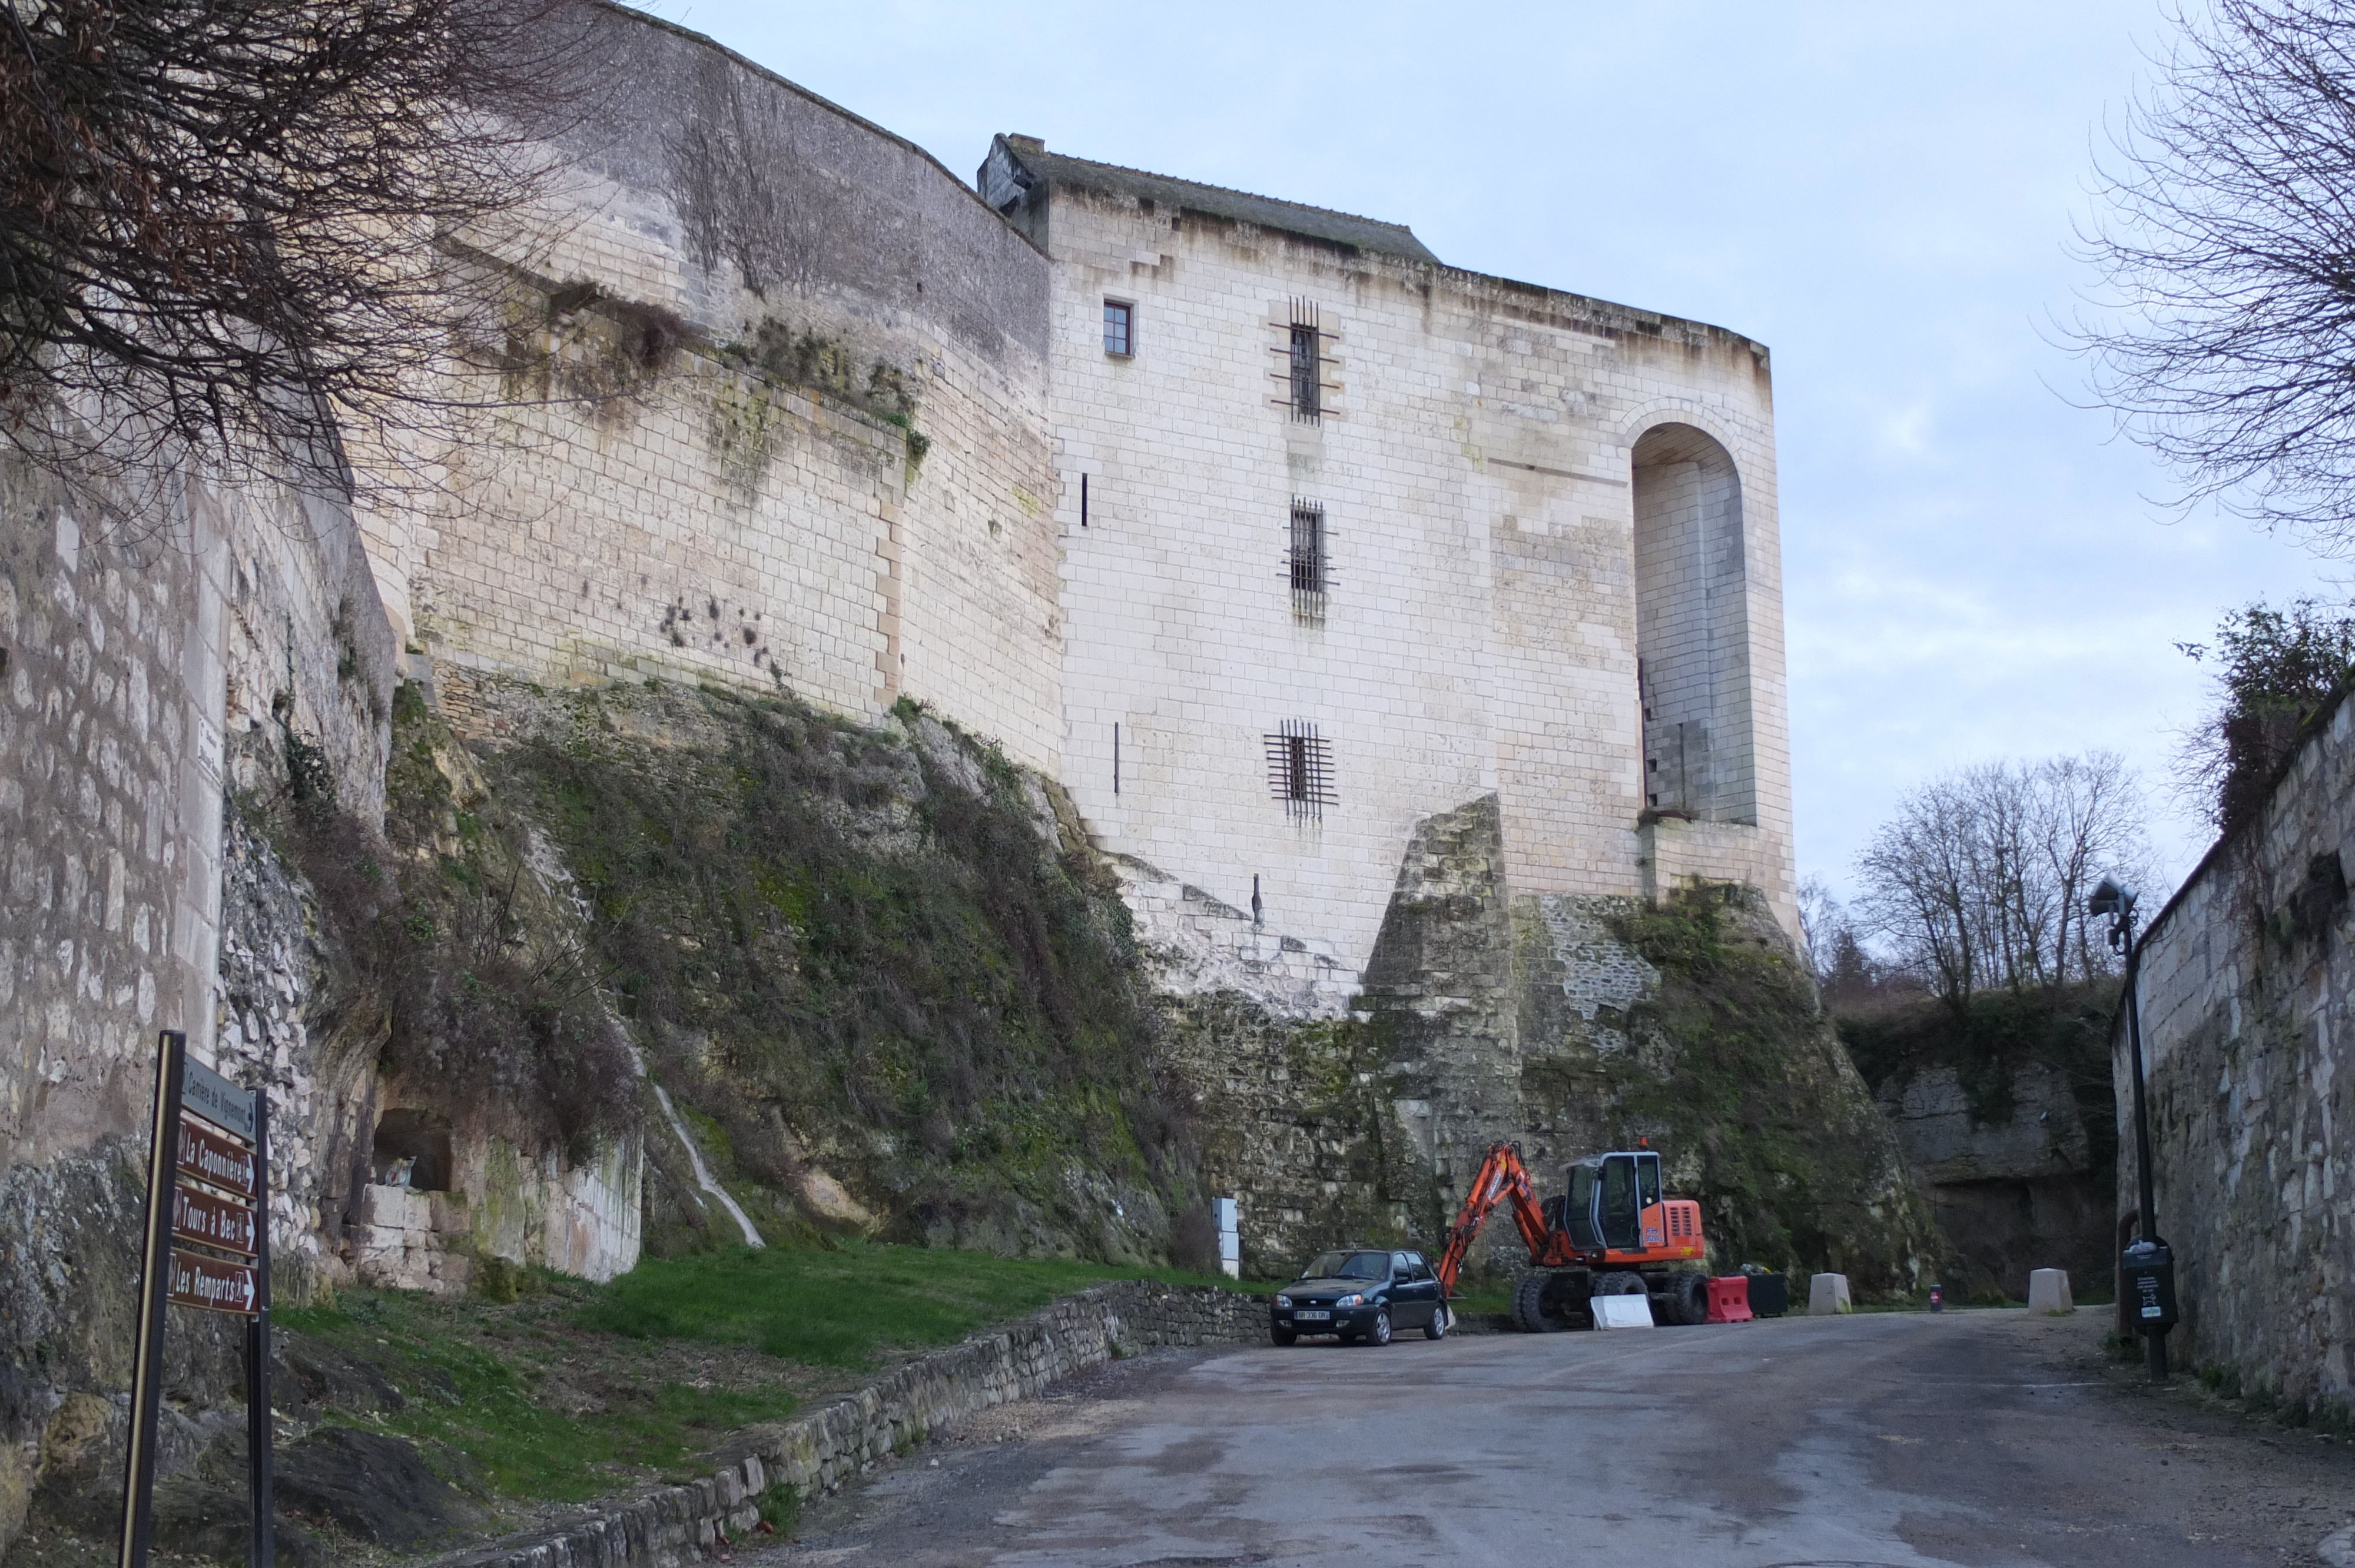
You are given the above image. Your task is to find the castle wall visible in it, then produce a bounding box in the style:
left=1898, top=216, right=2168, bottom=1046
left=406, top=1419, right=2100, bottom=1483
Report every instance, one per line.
left=1029, top=173, right=1793, bottom=977
left=366, top=12, right=1065, bottom=774
left=0, top=452, right=393, bottom=1172
left=2127, top=689, right=2355, bottom=1415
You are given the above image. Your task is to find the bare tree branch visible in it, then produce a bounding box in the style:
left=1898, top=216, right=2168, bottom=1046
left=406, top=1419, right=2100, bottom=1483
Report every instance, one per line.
left=2072, top=0, right=2355, bottom=549
left=0, top=0, right=601, bottom=497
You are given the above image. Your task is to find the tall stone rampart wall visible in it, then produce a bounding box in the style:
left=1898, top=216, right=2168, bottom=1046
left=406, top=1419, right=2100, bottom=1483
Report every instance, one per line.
left=2128, top=688, right=2355, bottom=1416
left=0, top=437, right=404, bottom=1542
left=369, top=8, right=1065, bottom=776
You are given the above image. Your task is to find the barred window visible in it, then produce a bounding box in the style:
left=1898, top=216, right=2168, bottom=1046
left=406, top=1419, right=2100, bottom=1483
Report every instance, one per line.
left=1288, top=315, right=1321, bottom=421
left=1103, top=300, right=1133, bottom=357
left=1289, top=500, right=1328, bottom=622
left=1265, top=720, right=1336, bottom=821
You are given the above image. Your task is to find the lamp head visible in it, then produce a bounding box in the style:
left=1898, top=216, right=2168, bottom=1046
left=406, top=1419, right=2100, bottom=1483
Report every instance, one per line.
left=2088, top=875, right=2137, bottom=921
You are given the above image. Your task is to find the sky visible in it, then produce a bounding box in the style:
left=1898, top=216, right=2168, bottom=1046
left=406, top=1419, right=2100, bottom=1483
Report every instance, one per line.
left=645, top=0, right=2329, bottom=902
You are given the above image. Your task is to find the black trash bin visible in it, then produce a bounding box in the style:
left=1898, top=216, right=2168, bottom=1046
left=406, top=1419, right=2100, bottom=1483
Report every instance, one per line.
left=1740, top=1268, right=1789, bottom=1318
left=2120, top=1238, right=2178, bottom=1333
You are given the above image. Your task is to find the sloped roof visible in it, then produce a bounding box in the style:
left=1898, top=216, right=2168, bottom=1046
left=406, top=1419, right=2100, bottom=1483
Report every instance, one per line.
left=999, top=142, right=1441, bottom=265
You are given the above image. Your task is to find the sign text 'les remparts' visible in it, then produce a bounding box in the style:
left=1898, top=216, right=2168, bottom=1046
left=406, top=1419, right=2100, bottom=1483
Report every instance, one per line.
left=165, top=1250, right=258, bottom=1316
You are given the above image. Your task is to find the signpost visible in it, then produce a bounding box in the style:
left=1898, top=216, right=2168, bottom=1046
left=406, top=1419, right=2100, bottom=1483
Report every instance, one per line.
left=119, top=1031, right=273, bottom=1568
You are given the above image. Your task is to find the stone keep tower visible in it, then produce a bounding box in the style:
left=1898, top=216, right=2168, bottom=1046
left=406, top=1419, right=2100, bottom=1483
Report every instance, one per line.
left=981, top=135, right=1792, bottom=960
left=977, top=135, right=1799, bottom=1260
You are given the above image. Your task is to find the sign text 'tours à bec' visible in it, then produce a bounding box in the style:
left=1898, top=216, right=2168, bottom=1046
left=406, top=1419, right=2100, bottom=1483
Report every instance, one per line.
left=171, top=1184, right=258, bottom=1257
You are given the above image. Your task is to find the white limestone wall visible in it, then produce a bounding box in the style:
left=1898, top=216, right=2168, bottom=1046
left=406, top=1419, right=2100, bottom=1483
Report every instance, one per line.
left=1634, top=424, right=1756, bottom=825
left=1044, top=187, right=1793, bottom=968
left=356, top=15, right=1066, bottom=775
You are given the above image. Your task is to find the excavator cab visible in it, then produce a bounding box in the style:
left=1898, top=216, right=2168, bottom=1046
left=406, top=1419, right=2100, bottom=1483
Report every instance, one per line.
left=1566, top=1150, right=1664, bottom=1253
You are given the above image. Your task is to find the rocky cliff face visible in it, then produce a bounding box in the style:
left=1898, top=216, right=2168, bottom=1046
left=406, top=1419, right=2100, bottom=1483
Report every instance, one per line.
left=1155, top=793, right=1941, bottom=1293
left=438, top=671, right=1198, bottom=1263
left=1840, top=986, right=2119, bottom=1301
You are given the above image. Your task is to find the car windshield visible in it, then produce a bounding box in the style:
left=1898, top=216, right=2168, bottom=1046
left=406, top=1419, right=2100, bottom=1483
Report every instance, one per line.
left=1301, top=1251, right=1390, bottom=1281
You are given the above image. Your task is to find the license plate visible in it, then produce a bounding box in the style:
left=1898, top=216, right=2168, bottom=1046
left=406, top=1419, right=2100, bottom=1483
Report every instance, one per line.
left=1295, top=1310, right=1329, bottom=1321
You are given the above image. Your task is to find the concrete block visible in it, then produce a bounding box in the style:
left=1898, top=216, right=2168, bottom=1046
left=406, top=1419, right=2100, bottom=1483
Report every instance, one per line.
left=2027, top=1268, right=2074, bottom=1314
left=1808, top=1273, right=1853, bottom=1315
left=429, top=1191, right=473, bottom=1235
left=356, top=1183, right=429, bottom=1230
left=1593, top=1294, right=1655, bottom=1330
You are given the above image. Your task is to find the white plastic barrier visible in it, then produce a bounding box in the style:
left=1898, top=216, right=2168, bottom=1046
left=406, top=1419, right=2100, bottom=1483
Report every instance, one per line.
left=1808, top=1273, right=1853, bottom=1315
left=2027, top=1267, right=2074, bottom=1314
left=1593, top=1294, right=1656, bottom=1330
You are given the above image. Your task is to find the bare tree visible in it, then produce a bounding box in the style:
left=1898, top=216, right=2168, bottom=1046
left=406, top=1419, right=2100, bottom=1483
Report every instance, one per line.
left=1856, top=754, right=2147, bottom=1011
left=1798, top=875, right=1900, bottom=1008
left=0, top=0, right=597, bottom=494
left=2074, top=1, right=2355, bottom=550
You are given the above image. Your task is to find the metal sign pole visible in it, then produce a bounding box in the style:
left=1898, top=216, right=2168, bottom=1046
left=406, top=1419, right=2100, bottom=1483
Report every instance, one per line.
left=246, top=1085, right=274, bottom=1568
left=118, top=1030, right=185, bottom=1568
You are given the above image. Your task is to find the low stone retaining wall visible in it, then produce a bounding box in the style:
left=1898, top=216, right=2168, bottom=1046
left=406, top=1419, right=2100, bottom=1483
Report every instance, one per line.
left=428, top=1280, right=1266, bottom=1568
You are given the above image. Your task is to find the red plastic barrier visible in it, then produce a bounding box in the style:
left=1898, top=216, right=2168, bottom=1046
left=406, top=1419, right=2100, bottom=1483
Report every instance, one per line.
left=1706, top=1275, right=1753, bottom=1324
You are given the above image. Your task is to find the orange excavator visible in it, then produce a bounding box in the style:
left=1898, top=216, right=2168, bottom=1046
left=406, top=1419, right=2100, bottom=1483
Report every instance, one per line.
left=1435, top=1140, right=1713, bottom=1330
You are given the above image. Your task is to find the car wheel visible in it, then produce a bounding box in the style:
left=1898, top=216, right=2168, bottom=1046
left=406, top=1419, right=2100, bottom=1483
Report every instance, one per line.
left=1271, top=1325, right=1297, bottom=1346
left=1368, top=1308, right=1392, bottom=1346
left=1425, top=1303, right=1450, bottom=1341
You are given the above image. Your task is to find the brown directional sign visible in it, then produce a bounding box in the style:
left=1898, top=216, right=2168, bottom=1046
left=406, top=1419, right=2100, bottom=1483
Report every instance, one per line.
left=166, top=1248, right=258, bottom=1317
left=171, top=1185, right=257, bottom=1258
left=175, top=1118, right=256, bottom=1198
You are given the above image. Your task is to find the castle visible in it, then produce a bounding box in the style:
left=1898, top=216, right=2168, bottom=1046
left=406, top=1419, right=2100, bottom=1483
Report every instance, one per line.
left=0, top=0, right=1797, bottom=1319
left=376, top=14, right=1793, bottom=978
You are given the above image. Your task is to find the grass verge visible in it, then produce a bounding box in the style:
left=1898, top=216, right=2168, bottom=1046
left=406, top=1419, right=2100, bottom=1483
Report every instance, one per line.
left=574, top=1240, right=1256, bottom=1366
left=278, top=1275, right=803, bottom=1503
left=273, top=1244, right=1260, bottom=1511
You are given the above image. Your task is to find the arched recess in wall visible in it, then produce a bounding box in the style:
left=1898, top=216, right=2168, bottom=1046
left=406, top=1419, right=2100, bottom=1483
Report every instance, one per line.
left=1631, top=421, right=1755, bottom=826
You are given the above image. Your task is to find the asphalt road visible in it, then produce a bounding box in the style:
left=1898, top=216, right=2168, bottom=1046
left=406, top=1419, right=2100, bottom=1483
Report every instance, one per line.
left=747, top=1310, right=2355, bottom=1567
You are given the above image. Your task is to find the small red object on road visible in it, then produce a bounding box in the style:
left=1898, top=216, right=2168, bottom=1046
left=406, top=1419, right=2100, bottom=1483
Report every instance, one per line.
left=1705, top=1276, right=1753, bottom=1323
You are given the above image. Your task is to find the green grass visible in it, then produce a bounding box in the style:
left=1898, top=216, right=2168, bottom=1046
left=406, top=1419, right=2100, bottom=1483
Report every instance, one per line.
left=575, top=1240, right=1253, bottom=1366
left=270, top=1244, right=1262, bottom=1509
left=278, top=1285, right=801, bottom=1502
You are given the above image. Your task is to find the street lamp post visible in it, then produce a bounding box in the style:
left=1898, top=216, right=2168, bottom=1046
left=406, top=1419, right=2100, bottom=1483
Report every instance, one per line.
left=2091, top=874, right=2175, bottom=1383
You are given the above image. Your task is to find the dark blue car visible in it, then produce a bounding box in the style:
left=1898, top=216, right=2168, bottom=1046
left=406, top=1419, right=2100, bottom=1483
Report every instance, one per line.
left=1270, top=1248, right=1448, bottom=1346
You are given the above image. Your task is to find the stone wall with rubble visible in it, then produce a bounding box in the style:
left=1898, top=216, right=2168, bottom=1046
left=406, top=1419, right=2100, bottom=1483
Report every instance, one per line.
left=2126, top=685, right=2355, bottom=1419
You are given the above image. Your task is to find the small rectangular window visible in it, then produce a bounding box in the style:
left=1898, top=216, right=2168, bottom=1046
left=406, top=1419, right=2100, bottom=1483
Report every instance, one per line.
left=1288, top=500, right=1326, bottom=622
left=1103, top=300, right=1133, bottom=357
left=1264, top=720, right=1336, bottom=822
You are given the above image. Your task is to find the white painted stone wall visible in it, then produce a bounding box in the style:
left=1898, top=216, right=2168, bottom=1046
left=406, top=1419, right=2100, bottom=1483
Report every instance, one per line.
left=1030, top=170, right=1795, bottom=979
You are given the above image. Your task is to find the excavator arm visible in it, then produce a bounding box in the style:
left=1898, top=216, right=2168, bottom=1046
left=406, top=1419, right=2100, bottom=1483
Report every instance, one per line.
left=1434, top=1141, right=1559, bottom=1297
